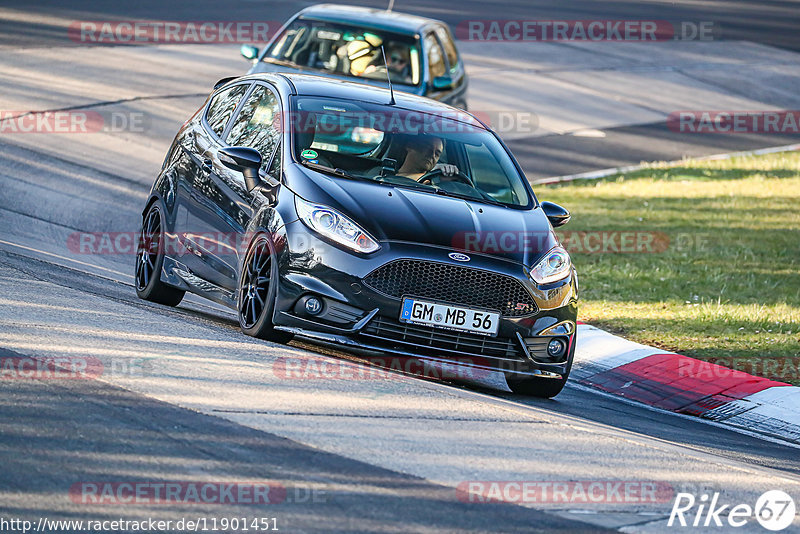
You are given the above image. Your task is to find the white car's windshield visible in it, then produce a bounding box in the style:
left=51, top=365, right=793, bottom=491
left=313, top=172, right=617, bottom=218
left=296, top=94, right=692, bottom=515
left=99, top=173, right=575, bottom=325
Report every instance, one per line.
left=291, top=96, right=532, bottom=207
left=267, top=19, right=421, bottom=86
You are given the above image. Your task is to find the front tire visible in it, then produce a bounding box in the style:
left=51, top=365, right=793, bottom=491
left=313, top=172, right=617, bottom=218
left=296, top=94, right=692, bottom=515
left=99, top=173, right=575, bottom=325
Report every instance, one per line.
left=506, top=347, right=574, bottom=398
left=135, top=204, right=185, bottom=306
left=238, top=234, right=294, bottom=343
left=506, top=375, right=568, bottom=398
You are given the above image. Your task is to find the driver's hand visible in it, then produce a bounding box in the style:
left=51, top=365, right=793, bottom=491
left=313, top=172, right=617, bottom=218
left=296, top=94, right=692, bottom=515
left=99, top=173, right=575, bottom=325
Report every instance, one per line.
left=434, top=163, right=459, bottom=176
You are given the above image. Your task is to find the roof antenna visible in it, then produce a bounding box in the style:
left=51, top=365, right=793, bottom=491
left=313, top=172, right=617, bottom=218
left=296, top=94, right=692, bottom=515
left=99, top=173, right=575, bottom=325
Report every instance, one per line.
left=386, top=0, right=395, bottom=12
left=380, top=45, right=396, bottom=105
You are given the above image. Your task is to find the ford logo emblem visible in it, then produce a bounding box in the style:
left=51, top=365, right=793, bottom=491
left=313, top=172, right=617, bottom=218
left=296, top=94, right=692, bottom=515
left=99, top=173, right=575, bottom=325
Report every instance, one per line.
left=449, top=252, right=470, bottom=262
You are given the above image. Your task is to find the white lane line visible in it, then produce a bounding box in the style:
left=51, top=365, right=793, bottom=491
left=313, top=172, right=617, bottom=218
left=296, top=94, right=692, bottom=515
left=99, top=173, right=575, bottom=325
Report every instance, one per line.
left=533, top=143, right=800, bottom=184
left=0, top=237, right=234, bottom=319
left=0, top=92, right=207, bottom=123
left=312, top=354, right=800, bottom=474
left=0, top=238, right=130, bottom=280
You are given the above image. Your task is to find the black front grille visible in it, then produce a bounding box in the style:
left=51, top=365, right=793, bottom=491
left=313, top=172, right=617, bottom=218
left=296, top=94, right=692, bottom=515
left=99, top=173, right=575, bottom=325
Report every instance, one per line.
left=362, top=260, right=537, bottom=317
left=360, top=316, right=524, bottom=363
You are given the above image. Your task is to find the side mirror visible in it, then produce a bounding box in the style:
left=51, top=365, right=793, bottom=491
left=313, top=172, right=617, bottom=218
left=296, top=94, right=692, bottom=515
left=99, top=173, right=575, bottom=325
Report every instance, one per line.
left=541, top=201, right=570, bottom=228
left=219, top=147, right=263, bottom=192
left=240, top=44, right=259, bottom=61
left=431, top=76, right=454, bottom=91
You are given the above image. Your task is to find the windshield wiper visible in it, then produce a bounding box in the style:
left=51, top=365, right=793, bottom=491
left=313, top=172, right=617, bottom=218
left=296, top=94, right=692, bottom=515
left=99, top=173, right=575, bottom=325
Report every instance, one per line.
left=264, top=58, right=306, bottom=70
left=432, top=187, right=506, bottom=207
left=300, top=160, right=356, bottom=179
left=475, top=191, right=507, bottom=206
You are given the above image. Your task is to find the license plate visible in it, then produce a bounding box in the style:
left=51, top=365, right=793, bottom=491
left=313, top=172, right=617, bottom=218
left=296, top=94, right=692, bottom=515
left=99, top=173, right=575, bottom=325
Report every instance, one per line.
left=399, top=297, right=500, bottom=336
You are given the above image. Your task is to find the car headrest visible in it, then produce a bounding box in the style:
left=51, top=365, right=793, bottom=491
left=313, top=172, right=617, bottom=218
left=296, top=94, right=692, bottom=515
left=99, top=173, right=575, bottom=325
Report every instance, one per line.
left=387, top=134, right=412, bottom=165
left=345, top=41, right=376, bottom=76
left=363, top=33, right=383, bottom=47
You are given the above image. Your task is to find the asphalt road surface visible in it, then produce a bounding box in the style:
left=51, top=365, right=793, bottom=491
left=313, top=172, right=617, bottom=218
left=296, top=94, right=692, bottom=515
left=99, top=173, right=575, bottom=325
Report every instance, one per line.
left=2, top=1, right=800, bottom=532
left=2, top=0, right=799, bottom=51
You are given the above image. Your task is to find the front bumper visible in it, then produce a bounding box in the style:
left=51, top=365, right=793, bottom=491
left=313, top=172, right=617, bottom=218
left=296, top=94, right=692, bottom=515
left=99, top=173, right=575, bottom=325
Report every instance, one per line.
left=272, top=220, right=578, bottom=379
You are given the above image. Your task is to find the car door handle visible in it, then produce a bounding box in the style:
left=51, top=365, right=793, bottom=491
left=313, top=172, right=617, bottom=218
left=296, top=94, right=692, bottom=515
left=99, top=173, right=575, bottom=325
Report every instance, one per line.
left=202, top=159, right=213, bottom=173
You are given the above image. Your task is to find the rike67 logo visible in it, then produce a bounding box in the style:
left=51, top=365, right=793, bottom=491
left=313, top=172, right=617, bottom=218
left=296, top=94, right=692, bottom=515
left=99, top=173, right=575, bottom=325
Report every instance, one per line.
left=668, top=490, right=796, bottom=531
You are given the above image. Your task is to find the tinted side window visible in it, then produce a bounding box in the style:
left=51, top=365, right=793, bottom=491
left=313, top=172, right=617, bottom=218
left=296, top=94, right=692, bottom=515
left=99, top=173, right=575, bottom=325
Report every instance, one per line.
left=435, top=26, right=459, bottom=73
left=206, top=84, right=248, bottom=137
left=226, top=85, right=281, bottom=177
left=424, top=32, right=446, bottom=79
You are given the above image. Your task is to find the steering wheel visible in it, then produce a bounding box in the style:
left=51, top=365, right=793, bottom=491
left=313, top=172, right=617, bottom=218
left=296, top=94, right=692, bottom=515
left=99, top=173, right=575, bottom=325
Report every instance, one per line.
left=418, top=168, right=475, bottom=187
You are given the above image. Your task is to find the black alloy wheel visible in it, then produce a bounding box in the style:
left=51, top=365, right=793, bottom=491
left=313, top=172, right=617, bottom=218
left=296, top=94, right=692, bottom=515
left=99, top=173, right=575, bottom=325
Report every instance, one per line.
left=135, top=204, right=185, bottom=306
left=238, top=234, right=294, bottom=343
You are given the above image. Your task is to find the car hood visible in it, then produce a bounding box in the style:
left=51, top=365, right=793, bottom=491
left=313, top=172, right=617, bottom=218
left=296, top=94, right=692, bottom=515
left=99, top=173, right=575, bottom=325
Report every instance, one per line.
left=285, top=164, right=557, bottom=267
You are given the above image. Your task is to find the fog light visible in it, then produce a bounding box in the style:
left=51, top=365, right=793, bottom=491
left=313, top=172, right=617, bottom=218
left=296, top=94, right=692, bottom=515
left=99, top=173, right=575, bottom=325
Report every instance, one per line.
left=547, top=338, right=566, bottom=358
left=304, top=296, right=323, bottom=315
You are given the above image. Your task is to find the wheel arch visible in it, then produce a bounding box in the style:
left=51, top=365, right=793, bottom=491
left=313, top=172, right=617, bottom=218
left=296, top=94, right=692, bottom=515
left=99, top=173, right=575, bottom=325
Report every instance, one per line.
left=239, top=202, right=294, bottom=325
left=141, top=195, right=159, bottom=217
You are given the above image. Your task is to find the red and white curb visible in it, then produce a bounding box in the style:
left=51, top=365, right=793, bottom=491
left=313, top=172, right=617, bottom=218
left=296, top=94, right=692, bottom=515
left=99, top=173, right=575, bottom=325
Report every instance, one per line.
left=573, top=323, right=800, bottom=444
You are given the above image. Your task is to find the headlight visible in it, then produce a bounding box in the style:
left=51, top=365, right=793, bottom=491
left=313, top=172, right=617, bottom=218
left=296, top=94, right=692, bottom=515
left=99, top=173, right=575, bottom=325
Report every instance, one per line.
left=529, top=246, right=571, bottom=284
left=295, top=197, right=380, bottom=253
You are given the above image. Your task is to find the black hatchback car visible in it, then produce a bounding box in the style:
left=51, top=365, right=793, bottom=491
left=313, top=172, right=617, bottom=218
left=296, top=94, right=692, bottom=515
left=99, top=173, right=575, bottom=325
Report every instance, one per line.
left=135, top=73, right=577, bottom=397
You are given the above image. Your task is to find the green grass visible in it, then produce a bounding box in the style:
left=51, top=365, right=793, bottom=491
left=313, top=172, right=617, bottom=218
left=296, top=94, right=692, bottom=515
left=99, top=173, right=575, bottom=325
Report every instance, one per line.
left=540, top=151, right=800, bottom=384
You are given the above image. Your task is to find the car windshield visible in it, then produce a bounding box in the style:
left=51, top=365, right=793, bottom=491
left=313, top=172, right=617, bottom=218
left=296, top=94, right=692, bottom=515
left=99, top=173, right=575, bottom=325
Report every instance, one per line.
left=266, top=18, right=421, bottom=86
left=291, top=96, right=532, bottom=207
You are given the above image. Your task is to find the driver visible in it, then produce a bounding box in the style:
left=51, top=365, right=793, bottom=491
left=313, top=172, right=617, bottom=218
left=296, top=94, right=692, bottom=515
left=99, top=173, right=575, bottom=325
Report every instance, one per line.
left=395, top=135, right=459, bottom=182
left=364, top=43, right=412, bottom=84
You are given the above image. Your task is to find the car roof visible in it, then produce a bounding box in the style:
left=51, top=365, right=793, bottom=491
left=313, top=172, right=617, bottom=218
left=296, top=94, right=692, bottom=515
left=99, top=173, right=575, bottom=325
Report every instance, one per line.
left=297, top=3, right=441, bottom=34
left=286, top=73, right=484, bottom=127
left=233, top=73, right=486, bottom=130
